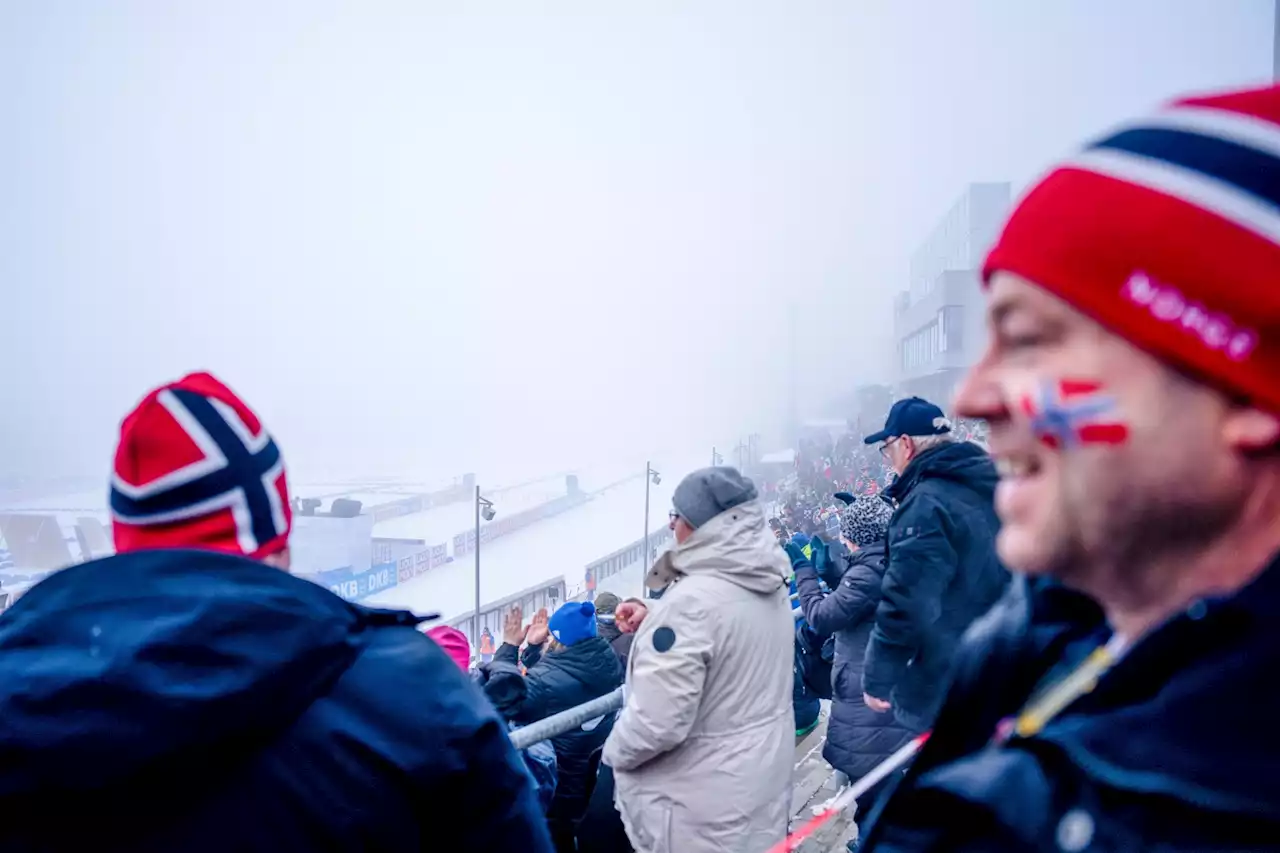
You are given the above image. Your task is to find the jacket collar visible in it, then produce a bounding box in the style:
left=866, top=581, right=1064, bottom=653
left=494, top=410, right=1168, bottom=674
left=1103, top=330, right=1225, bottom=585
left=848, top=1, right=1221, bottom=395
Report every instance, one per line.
left=1023, top=554, right=1280, bottom=816
left=645, top=499, right=790, bottom=596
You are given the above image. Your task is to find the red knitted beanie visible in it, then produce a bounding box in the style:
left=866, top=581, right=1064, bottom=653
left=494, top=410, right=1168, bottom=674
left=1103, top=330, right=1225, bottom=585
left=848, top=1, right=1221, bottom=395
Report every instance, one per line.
left=984, top=83, right=1280, bottom=411
left=110, top=372, right=292, bottom=559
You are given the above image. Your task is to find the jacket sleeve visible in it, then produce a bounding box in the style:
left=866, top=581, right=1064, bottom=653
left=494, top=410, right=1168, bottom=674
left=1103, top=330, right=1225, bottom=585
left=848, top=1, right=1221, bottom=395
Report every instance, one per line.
left=863, top=499, right=958, bottom=701
left=794, top=557, right=882, bottom=638
left=356, top=632, right=555, bottom=852
left=483, top=642, right=559, bottom=724
left=521, top=642, right=544, bottom=670
left=602, top=603, right=714, bottom=772
left=611, top=633, right=634, bottom=672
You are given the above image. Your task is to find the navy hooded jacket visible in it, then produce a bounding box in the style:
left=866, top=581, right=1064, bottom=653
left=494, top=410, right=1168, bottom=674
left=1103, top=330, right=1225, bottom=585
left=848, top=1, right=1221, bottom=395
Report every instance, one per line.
left=484, top=637, right=623, bottom=814
left=0, top=549, right=553, bottom=853
left=864, top=441, right=1009, bottom=730
left=860, top=564, right=1280, bottom=852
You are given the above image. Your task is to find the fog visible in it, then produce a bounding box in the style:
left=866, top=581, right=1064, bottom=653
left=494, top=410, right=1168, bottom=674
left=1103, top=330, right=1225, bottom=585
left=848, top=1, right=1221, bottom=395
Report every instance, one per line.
left=2, top=0, right=1273, bottom=486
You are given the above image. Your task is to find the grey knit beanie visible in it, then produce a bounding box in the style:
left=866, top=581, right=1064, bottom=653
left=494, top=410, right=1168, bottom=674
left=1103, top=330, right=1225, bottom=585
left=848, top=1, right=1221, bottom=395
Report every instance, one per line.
left=671, top=466, right=758, bottom=529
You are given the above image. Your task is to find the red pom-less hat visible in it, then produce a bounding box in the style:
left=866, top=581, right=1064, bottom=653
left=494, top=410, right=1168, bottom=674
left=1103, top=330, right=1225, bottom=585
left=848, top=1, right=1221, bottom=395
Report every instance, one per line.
left=983, top=83, right=1280, bottom=412
left=110, top=372, right=292, bottom=559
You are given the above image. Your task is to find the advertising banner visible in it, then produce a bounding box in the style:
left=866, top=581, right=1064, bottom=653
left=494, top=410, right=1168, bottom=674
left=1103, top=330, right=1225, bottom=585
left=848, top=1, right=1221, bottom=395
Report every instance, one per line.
left=360, top=562, right=399, bottom=598
left=398, top=556, right=415, bottom=583
left=430, top=542, right=449, bottom=567
left=415, top=550, right=431, bottom=576
left=321, top=561, right=399, bottom=601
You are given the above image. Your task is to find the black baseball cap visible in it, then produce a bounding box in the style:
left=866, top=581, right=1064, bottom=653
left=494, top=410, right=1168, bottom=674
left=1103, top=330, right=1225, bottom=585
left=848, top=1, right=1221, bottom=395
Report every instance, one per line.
left=863, top=397, right=951, bottom=445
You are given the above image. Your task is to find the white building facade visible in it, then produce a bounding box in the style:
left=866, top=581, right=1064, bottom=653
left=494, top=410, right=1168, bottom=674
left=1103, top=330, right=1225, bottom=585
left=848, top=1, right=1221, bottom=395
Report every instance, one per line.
left=894, top=182, right=1011, bottom=409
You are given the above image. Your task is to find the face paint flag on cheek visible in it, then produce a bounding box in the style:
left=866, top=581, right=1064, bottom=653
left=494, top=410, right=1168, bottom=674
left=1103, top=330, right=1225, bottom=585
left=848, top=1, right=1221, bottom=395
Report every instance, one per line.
left=1019, top=378, right=1130, bottom=450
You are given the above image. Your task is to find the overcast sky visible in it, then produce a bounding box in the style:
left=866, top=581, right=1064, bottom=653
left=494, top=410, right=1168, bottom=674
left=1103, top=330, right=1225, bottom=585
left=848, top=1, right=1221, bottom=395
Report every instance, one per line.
left=1, top=0, right=1273, bottom=485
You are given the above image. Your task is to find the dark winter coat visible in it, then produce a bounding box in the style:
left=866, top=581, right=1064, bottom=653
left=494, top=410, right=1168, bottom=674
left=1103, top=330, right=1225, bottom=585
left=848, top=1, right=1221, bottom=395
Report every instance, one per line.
left=861, top=566, right=1280, bottom=852
left=485, top=636, right=623, bottom=816
left=576, top=762, right=633, bottom=853
left=864, top=441, right=1009, bottom=730
left=0, top=549, right=552, bottom=853
left=793, top=543, right=915, bottom=781
left=597, top=616, right=636, bottom=671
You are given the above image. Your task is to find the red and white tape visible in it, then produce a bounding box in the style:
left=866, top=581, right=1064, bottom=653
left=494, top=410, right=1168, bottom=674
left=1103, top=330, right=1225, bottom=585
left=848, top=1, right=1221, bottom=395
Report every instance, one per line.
left=767, top=732, right=930, bottom=853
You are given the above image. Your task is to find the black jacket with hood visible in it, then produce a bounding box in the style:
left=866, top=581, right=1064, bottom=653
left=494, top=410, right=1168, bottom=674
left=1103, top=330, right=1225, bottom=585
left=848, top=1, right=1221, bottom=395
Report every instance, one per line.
left=0, top=549, right=552, bottom=852
left=864, top=441, right=1009, bottom=730
left=861, top=568, right=1280, bottom=852
left=484, top=636, right=623, bottom=814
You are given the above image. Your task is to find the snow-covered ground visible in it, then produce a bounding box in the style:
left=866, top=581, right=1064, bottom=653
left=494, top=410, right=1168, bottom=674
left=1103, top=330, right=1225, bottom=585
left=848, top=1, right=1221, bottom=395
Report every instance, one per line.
left=370, top=477, right=566, bottom=546
left=365, top=452, right=705, bottom=622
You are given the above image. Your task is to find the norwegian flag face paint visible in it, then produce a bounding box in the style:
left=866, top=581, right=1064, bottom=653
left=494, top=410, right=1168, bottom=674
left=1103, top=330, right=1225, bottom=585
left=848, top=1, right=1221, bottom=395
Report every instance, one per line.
left=1019, top=378, right=1130, bottom=450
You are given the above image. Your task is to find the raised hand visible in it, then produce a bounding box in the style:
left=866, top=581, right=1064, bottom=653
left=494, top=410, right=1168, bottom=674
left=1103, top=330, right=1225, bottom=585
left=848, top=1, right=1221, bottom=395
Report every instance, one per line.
left=502, top=605, right=529, bottom=647
left=615, top=601, right=649, bottom=634
left=526, top=607, right=550, bottom=646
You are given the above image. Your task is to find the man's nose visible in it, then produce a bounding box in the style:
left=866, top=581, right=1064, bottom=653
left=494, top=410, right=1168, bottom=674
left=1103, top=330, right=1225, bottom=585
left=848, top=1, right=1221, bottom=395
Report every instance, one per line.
left=953, top=357, right=1008, bottom=422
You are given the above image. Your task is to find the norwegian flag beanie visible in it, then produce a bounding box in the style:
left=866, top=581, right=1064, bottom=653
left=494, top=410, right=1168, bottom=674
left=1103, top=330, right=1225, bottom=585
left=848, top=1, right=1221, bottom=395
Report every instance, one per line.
left=110, top=372, right=292, bottom=559
left=984, top=83, right=1280, bottom=412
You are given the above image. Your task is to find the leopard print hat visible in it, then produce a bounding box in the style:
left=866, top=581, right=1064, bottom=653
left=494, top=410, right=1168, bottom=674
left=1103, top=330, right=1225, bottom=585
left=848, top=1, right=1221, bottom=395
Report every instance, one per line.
left=841, top=494, right=893, bottom=547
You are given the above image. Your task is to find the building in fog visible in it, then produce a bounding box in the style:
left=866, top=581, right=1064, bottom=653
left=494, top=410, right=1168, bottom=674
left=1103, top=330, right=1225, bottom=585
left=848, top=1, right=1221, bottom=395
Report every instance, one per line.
left=893, top=182, right=1011, bottom=409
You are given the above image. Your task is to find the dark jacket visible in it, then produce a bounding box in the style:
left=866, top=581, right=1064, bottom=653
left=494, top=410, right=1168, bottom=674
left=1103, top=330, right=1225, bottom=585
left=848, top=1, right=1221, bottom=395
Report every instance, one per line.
left=0, top=549, right=552, bottom=853
left=861, top=565, right=1280, bottom=852
left=793, top=543, right=915, bottom=781
left=864, top=441, right=1009, bottom=730
left=485, top=637, right=623, bottom=814
left=791, top=566, right=834, bottom=703
left=597, top=616, right=636, bottom=671
left=576, top=763, right=633, bottom=853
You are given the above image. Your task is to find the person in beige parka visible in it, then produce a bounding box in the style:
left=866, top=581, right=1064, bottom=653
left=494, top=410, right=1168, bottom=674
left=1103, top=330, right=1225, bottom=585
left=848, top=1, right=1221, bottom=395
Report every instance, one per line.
left=604, top=466, right=795, bottom=853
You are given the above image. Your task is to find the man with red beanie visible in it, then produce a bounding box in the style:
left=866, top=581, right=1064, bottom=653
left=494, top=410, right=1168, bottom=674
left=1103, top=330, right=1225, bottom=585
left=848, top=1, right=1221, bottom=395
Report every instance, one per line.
left=0, top=372, right=553, bottom=852
left=859, top=83, right=1280, bottom=851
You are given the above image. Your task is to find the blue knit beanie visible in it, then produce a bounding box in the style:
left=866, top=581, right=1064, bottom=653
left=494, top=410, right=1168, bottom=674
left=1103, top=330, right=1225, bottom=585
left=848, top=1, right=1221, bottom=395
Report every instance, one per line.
left=549, top=601, right=598, bottom=646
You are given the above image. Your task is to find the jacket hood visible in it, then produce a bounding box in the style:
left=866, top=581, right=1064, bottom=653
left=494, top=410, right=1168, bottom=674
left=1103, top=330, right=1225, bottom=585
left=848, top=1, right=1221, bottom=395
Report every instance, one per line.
left=887, top=440, right=997, bottom=502
left=648, top=498, right=789, bottom=595
left=0, top=549, right=425, bottom=801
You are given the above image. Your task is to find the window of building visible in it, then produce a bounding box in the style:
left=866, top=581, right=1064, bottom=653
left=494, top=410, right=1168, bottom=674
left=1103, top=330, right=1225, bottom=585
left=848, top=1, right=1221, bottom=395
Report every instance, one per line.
left=943, top=306, right=964, bottom=353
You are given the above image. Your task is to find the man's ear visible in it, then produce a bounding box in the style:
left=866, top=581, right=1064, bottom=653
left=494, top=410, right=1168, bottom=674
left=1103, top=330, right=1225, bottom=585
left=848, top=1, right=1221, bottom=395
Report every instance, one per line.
left=1223, top=407, right=1280, bottom=452
left=262, top=546, right=292, bottom=572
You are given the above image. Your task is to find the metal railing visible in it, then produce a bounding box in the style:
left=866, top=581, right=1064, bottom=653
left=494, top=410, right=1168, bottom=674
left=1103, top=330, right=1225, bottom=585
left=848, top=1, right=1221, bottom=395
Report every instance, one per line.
left=510, top=687, right=625, bottom=750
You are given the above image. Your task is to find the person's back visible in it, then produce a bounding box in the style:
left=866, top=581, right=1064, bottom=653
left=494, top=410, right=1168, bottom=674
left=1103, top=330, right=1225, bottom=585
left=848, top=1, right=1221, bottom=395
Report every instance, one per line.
left=661, top=562, right=795, bottom=740
left=863, top=426, right=1009, bottom=730
left=0, top=372, right=552, bottom=852
left=605, top=467, right=793, bottom=853
left=886, top=441, right=1006, bottom=644
left=795, top=541, right=914, bottom=784
left=0, top=549, right=550, bottom=852
left=484, top=601, right=623, bottom=852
